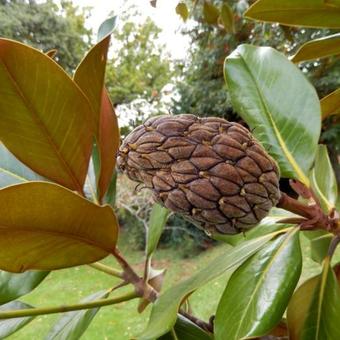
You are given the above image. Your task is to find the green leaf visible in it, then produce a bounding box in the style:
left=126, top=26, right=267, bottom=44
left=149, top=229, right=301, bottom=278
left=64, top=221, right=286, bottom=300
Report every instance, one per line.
left=146, top=204, right=169, bottom=257
left=140, top=229, right=291, bottom=339
left=292, top=33, right=340, bottom=63
left=0, top=144, right=44, bottom=188
left=287, top=257, right=340, bottom=339
left=46, top=290, right=109, bottom=340
left=311, top=145, right=338, bottom=213
left=203, top=1, right=220, bottom=24
left=176, top=3, right=189, bottom=22
left=310, top=234, right=332, bottom=264
left=320, top=88, right=340, bottom=120
left=0, top=301, right=34, bottom=338
left=0, top=182, right=118, bottom=272
left=74, top=26, right=119, bottom=202
left=245, top=0, right=340, bottom=29
left=220, top=4, right=235, bottom=33
left=97, top=16, right=117, bottom=42
left=0, top=271, right=49, bottom=305
left=0, top=38, right=94, bottom=192
left=215, top=229, right=301, bottom=340
left=224, top=44, right=321, bottom=186
left=102, top=171, right=117, bottom=207
left=159, top=315, right=212, bottom=340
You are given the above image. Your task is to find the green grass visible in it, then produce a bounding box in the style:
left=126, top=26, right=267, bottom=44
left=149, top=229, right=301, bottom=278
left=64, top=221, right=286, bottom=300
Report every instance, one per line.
left=8, top=232, right=340, bottom=339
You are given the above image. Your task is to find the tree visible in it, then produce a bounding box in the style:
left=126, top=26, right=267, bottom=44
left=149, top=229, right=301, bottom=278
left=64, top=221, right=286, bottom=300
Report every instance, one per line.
left=106, top=11, right=173, bottom=106
left=0, top=0, right=91, bottom=72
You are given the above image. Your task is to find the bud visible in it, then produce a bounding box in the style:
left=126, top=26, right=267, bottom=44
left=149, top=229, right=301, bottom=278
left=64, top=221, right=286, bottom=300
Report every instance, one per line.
left=117, top=114, right=280, bottom=234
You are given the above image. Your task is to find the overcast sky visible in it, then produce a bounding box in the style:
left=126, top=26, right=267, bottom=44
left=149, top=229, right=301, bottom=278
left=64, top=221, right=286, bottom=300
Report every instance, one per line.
left=71, top=0, right=189, bottom=59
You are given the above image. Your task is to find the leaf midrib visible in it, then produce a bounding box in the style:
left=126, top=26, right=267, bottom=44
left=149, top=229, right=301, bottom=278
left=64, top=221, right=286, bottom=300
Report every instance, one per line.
left=0, top=59, right=82, bottom=192
left=237, top=54, right=310, bottom=186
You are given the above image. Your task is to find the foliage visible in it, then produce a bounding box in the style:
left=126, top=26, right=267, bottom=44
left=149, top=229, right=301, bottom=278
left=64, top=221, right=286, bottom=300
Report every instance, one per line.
left=0, top=0, right=91, bottom=73
left=0, top=1, right=338, bottom=339
left=106, top=10, right=173, bottom=106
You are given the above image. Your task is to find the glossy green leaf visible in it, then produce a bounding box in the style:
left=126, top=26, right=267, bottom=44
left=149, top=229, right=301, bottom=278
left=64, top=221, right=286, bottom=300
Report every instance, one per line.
left=46, top=290, right=109, bottom=340
left=0, top=39, right=93, bottom=192
left=220, top=4, right=235, bottom=33
left=146, top=204, right=169, bottom=257
left=310, top=234, right=332, bottom=263
left=311, top=145, right=338, bottom=213
left=159, top=315, right=212, bottom=340
left=292, top=33, right=340, bottom=63
left=0, top=144, right=44, bottom=188
left=0, top=182, right=118, bottom=272
left=97, top=16, right=117, bottom=42
left=0, top=301, right=34, bottom=338
left=245, top=0, right=340, bottom=29
left=74, top=24, right=119, bottom=202
left=176, top=2, right=189, bottom=22
left=102, top=171, right=117, bottom=207
left=140, top=229, right=291, bottom=339
left=224, top=44, right=321, bottom=186
left=203, top=1, right=220, bottom=24
left=215, top=229, right=301, bottom=340
left=287, top=257, right=340, bottom=339
left=0, top=271, right=49, bottom=305
left=320, top=87, right=340, bottom=119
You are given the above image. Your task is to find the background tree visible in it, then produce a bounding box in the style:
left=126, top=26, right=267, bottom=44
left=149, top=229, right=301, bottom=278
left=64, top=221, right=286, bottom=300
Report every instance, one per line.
left=106, top=8, right=174, bottom=138
left=0, top=0, right=91, bottom=72
left=106, top=11, right=173, bottom=106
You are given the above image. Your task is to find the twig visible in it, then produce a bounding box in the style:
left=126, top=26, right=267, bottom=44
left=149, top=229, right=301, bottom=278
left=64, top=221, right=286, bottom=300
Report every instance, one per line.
left=179, top=310, right=214, bottom=333
left=112, top=248, right=158, bottom=302
left=88, top=262, right=124, bottom=279
left=0, top=290, right=138, bottom=320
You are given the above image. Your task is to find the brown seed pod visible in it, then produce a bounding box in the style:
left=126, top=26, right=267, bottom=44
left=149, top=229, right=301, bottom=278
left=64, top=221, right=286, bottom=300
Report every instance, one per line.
left=117, top=114, right=280, bottom=235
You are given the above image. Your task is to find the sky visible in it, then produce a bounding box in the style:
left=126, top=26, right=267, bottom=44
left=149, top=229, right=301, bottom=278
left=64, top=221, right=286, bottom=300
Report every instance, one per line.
left=71, top=0, right=189, bottom=59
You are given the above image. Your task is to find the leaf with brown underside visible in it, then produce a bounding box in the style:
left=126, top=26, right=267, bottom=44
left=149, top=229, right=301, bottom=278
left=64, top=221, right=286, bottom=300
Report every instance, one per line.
left=74, top=20, right=119, bottom=202
left=97, top=89, right=119, bottom=201
left=320, top=88, right=340, bottom=120
left=0, top=39, right=94, bottom=192
left=0, top=182, right=118, bottom=273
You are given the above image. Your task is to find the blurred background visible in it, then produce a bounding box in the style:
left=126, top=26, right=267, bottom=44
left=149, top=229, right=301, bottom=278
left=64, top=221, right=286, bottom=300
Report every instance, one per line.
left=0, top=1, right=338, bottom=338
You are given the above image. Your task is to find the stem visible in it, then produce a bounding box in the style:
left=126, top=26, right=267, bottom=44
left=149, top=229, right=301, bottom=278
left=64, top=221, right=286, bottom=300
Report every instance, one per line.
left=277, top=192, right=314, bottom=220
left=112, top=248, right=158, bottom=302
left=179, top=310, right=213, bottom=333
left=0, top=290, right=138, bottom=320
left=88, top=263, right=123, bottom=279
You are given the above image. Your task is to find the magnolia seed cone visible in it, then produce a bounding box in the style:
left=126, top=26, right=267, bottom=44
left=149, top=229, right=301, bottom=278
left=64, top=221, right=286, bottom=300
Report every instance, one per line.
left=117, top=114, right=280, bottom=235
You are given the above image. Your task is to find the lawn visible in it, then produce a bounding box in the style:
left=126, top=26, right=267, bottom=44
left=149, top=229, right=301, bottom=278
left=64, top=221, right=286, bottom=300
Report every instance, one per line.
left=9, top=232, right=339, bottom=340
